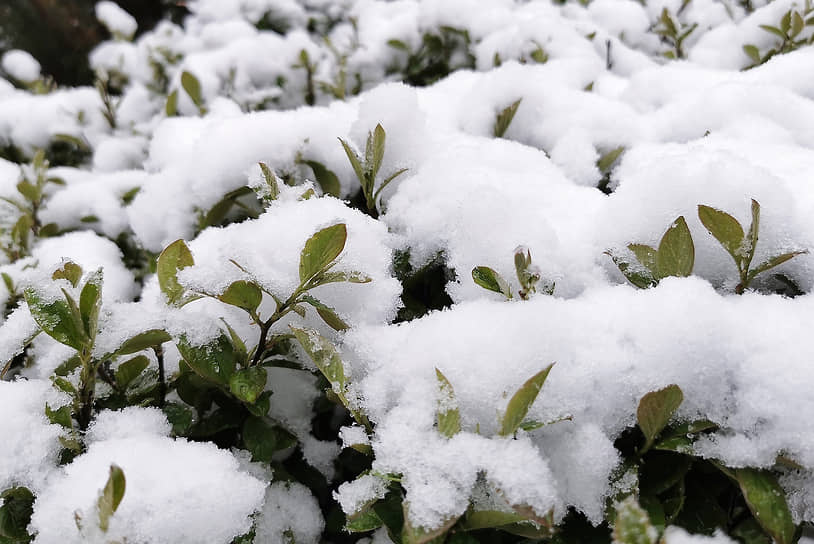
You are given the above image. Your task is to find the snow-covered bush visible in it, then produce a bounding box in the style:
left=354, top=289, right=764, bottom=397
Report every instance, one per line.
left=2, top=1, right=814, bottom=543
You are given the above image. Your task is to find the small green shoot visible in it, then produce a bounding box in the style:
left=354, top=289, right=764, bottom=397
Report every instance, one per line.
left=698, top=199, right=806, bottom=294
left=499, top=363, right=555, bottom=437
left=339, top=124, right=408, bottom=217
left=743, top=4, right=814, bottom=68
left=97, top=464, right=126, bottom=532
left=472, top=247, right=554, bottom=300
left=637, top=384, right=683, bottom=455
left=435, top=368, right=461, bottom=438
left=180, top=71, right=207, bottom=115
left=608, top=216, right=694, bottom=288
left=493, top=98, right=522, bottom=138
left=654, top=8, right=698, bottom=59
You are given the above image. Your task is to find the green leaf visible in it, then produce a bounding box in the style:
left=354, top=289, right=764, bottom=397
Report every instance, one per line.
left=612, top=496, right=658, bottom=544
left=290, top=326, right=345, bottom=390
left=115, top=355, right=150, bottom=389
left=16, top=180, right=38, bottom=202
left=79, top=269, right=103, bottom=339
left=162, top=402, right=194, bottom=436
left=115, top=329, right=172, bottom=355
left=461, top=510, right=526, bottom=531
left=628, top=244, right=658, bottom=278
left=52, top=261, right=82, bottom=287
left=653, top=419, right=718, bottom=452
left=747, top=251, right=807, bottom=282
left=176, top=334, right=238, bottom=385
left=608, top=250, right=656, bottom=289
left=24, top=288, right=86, bottom=351
left=791, top=11, right=805, bottom=37
left=402, top=504, right=458, bottom=544
left=157, top=239, right=194, bottom=306
left=45, top=403, right=73, bottom=428
left=165, top=89, right=178, bottom=116
left=759, top=25, right=787, bottom=40
left=54, top=354, right=81, bottom=376
left=471, top=266, right=513, bottom=299
left=346, top=508, right=384, bottom=532
left=302, top=160, right=341, bottom=197
left=258, top=162, right=280, bottom=200
left=370, top=124, right=386, bottom=182
left=745, top=199, right=760, bottom=267
left=339, top=138, right=366, bottom=186
left=597, top=146, right=625, bottom=174
left=780, top=11, right=792, bottom=34
left=637, top=384, right=684, bottom=453
left=373, top=167, right=409, bottom=205
left=180, top=71, right=203, bottom=109
left=743, top=45, right=762, bottom=64
left=299, top=223, right=347, bottom=284
left=499, top=363, right=555, bottom=437
left=242, top=416, right=296, bottom=463
left=656, top=216, right=694, bottom=278
left=97, top=464, right=126, bottom=533
left=435, top=368, right=460, bottom=438
left=218, top=280, right=263, bottom=313
left=734, top=468, right=796, bottom=544
left=317, top=270, right=372, bottom=285
left=493, top=98, right=522, bottom=138
left=299, top=294, right=349, bottom=331
left=698, top=204, right=745, bottom=263
left=52, top=376, right=76, bottom=395
left=229, top=366, right=268, bottom=404
left=0, top=486, right=35, bottom=541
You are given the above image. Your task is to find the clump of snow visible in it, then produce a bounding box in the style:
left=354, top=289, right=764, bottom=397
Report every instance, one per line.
left=254, top=481, right=325, bottom=544
left=86, top=407, right=171, bottom=442
left=1, top=50, right=41, bottom=83
left=95, top=1, right=138, bottom=40
left=0, top=380, right=68, bottom=493
left=30, top=432, right=266, bottom=543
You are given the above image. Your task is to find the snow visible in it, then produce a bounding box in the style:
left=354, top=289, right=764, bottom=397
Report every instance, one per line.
left=95, top=1, right=138, bottom=40
left=1, top=0, right=814, bottom=541
left=30, top=410, right=266, bottom=544
left=1, top=50, right=41, bottom=83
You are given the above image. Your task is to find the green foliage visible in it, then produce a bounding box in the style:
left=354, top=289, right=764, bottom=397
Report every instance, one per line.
left=608, top=216, right=694, bottom=288
left=156, top=239, right=195, bottom=306
left=97, top=465, right=126, bottom=533
left=500, top=364, right=555, bottom=437
left=180, top=71, right=207, bottom=115
left=387, top=26, right=476, bottom=87
left=473, top=247, right=554, bottom=300
left=653, top=8, right=697, bottom=59
left=493, top=99, right=522, bottom=139
left=637, top=384, right=683, bottom=455
left=0, top=487, right=34, bottom=543
left=339, top=124, right=408, bottom=216
left=435, top=368, right=461, bottom=438
left=613, top=497, right=658, bottom=544
left=743, top=3, right=814, bottom=68
left=698, top=199, right=806, bottom=294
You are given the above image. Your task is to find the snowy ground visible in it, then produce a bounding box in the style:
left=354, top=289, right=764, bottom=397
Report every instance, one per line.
left=1, top=0, right=814, bottom=543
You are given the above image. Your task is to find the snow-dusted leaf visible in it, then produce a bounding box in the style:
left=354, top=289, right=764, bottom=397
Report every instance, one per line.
left=500, top=363, right=554, bottom=437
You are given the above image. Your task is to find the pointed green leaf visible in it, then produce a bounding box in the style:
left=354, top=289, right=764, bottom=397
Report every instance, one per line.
left=45, top=403, right=73, bottom=428
left=780, top=11, right=792, bottom=34
left=242, top=416, right=296, bottom=463
left=157, top=239, right=194, bottom=306
left=54, top=354, right=81, bottom=377
left=745, top=199, right=760, bottom=267
left=637, top=384, right=684, bottom=452
left=656, top=216, right=694, bottom=278
left=747, top=251, right=807, bottom=282
left=461, top=510, right=527, bottom=531
left=734, top=468, right=796, bottom=544
left=612, top=496, right=658, bottom=544
left=220, top=319, right=248, bottom=365
left=290, top=326, right=345, bottom=390
left=302, top=160, right=342, bottom=197
left=218, top=280, right=263, bottom=313
left=373, top=167, right=409, bottom=205
left=597, top=146, right=625, bottom=174
left=52, top=261, right=82, bottom=287
left=698, top=204, right=745, bottom=262
left=97, top=464, right=126, bottom=532
left=229, top=366, right=267, bottom=404
left=180, top=71, right=203, bottom=109
left=370, top=124, right=386, bottom=181
left=176, top=333, right=238, bottom=385
left=499, top=364, right=555, bottom=437
left=116, top=329, right=171, bottom=356
left=346, top=508, right=384, bottom=532
left=24, top=288, right=86, bottom=350
left=435, top=368, right=461, bottom=438
left=165, top=89, right=178, bottom=116
left=791, top=11, right=805, bottom=37
left=300, top=294, right=349, bottom=331
left=494, top=98, right=522, bottom=138
left=339, top=138, right=366, bottom=185
left=608, top=251, right=656, bottom=289
left=258, top=162, right=280, bottom=200
left=115, top=355, right=150, bottom=389
left=317, top=270, right=372, bottom=285
left=79, top=269, right=103, bottom=339
left=743, top=44, right=762, bottom=64
left=759, top=25, right=787, bottom=40
left=402, top=503, right=458, bottom=544
left=299, top=223, right=347, bottom=284
left=472, top=266, right=513, bottom=299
